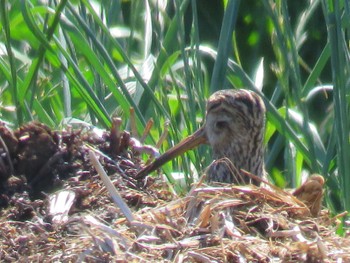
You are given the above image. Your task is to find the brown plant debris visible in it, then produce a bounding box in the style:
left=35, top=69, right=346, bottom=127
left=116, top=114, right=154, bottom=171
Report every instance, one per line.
left=0, top=121, right=349, bottom=262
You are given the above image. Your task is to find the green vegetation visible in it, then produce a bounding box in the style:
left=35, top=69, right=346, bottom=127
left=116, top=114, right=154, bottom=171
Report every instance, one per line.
left=0, top=0, right=349, bottom=219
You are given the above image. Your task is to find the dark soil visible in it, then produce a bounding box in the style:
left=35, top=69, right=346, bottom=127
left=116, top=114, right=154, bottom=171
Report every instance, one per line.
left=0, top=121, right=173, bottom=261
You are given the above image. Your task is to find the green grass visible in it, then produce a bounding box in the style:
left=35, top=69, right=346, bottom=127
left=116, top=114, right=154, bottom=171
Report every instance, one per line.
left=0, top=0, right=349, bottom=219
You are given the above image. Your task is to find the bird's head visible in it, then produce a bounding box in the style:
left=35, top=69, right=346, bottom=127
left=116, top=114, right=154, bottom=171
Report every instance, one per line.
left=135, top=89, right=266, bottom=182
left=205, top=89, right=266, bottom=158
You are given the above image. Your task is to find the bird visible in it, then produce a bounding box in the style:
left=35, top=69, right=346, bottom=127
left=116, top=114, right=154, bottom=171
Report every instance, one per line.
left=292, top=174, right=325, bottom=217
left=135, top=90, right=326, bottom=216
left=203, top=89, right=266, bottom=184
left=135, top=89, right=266, bottom=185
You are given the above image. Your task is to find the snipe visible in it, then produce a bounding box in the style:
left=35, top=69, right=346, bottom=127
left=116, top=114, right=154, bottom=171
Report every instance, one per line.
left=136, top=89, right=266, bottom=185
left=135, top=90, right=325, bottom=216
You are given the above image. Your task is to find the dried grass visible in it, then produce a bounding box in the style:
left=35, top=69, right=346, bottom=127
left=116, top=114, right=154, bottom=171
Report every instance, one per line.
left=2, top=177, right=349, bottom=262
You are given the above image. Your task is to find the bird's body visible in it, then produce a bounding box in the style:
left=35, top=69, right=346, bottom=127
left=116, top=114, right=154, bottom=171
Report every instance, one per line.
left=136, top=89, right=266, bottom=185
left=204, top=89, right=266, bottom=184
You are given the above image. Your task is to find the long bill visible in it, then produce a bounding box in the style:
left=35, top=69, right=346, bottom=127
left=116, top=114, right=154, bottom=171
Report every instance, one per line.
left=135, top=127, right=207, bottom=179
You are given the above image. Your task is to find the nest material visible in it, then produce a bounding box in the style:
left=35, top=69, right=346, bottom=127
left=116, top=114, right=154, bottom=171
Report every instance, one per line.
left=0, top=121, right=349, bottom=262
left=2, top=180, right=348, bottom=262
left=127, top=184, right=349, bottom=262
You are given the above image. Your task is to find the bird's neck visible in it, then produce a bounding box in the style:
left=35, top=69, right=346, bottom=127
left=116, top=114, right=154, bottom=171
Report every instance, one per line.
left=212, top=140, right=264, bottom=179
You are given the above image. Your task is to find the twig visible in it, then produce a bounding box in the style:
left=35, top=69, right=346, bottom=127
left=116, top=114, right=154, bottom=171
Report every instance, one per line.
left=89, top=150, right=134, bottom=223
left=109, top=117, right=122, bottom=155
left=140, top=118, right=154, bottom=143
left=0, top=134, right=14, bottom=175
left=129, top=107, right=138, bottom=138
left=155, top=120, right=169, bottom=149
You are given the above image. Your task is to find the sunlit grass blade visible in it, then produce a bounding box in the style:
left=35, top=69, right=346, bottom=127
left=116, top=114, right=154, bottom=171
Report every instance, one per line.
left=302, top=44, right=330, bottom=96
left=32, top=99, right=56, bottom=127
left=210, top=0, right=241, bottom=93
left=20, top=0, right=67, bottom=105
left=79, top=0, right=171, bottom=124
left=264, top=1, right=323, bottom=174
left=57, top=20, right=129, bottom=116
left=20, top=5, right=112, bottom=126
left=138, top=0, right=191, bottom=114
left=323, top=0, right=350, bottom=212
left=66, top=3, right=145, bottom=126
left=0, top=0, right=22, bottom=124
left=52, top=38, right=111, bottom=127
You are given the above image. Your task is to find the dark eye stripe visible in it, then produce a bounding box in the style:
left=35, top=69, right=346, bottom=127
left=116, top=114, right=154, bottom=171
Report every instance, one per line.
left=207, top=101, right=222, bottom=112
left=236, top=92, right=264, bottom=116
left=236, top=94, right=255, bottom=115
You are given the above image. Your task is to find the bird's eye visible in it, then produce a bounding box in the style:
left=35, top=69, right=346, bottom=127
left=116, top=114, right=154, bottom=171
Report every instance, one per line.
left=215, top=121, right=228, bottom=130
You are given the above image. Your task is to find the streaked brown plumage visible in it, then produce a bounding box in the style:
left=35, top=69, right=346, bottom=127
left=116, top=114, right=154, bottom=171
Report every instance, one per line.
left=135, top=89, right=266, bottom=185
left=204, top=89, right=266, bottom=184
